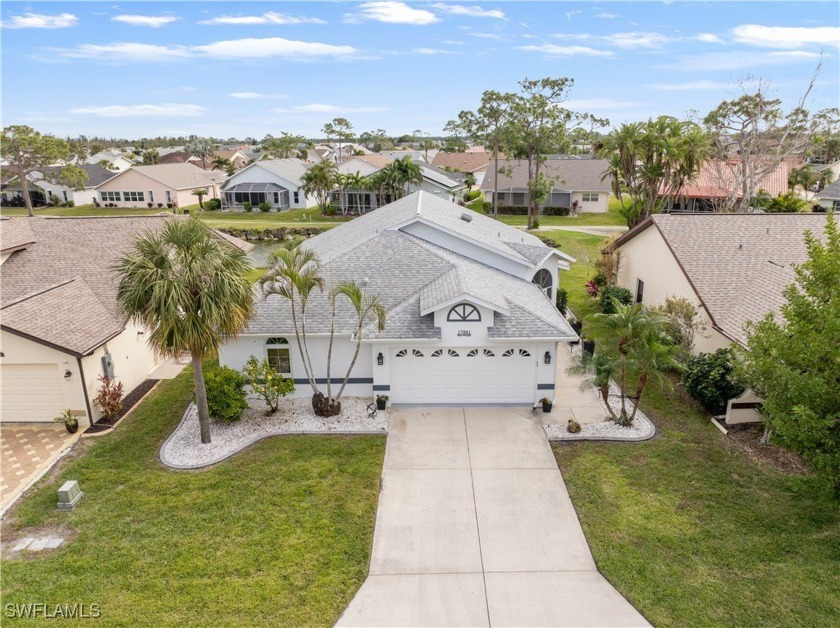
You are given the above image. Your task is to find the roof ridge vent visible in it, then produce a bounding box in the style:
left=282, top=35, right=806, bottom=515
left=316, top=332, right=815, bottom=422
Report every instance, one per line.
left=460, top=212, right=473, bottom=222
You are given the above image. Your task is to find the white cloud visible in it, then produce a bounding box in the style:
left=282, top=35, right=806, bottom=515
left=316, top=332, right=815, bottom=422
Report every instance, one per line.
left=594, top=12, right=618, bottom=19
left=648, top=80, right=730, bottom=91
left=411, top=47, right=454, bottom=55
left=669, top=50, right=823, bottom=71
left=563, top=98, right=639, bottom=110
left=695, top=32, right=724, bottom=44
left=71, top=103, right=206, bottom=117
left=469, top=32, right=505, bottom=40
left=519, top=44, right=614, bottom=57
left=228, top=92, right=289, bottom=99
left=347, top=2, right=439, bottom=25
left=731, top=24, right=840, bottom=49
left=58, top=38, right=359, bottom=62
left=602, top=32, right=673, bottom=49
left=199, top=12, right=325, bottom=26
left=440, top=39, right=463, bottom=45
left=565, top=10, right=582, bottom=20
left=112, top=15, right=179, bottom=28
left=272, top=103, right=388, bottom=114
left=2, top=12, right=78, bottom=29
left=431, top=4, right=506, bottom=19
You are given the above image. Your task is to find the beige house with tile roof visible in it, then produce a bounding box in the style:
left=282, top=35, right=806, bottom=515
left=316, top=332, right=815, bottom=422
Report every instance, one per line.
left=612, top=212, right=830, bottom=423
left=0, top=215, right=252, bottom=426
left=95, top=163, right=221, bottom=208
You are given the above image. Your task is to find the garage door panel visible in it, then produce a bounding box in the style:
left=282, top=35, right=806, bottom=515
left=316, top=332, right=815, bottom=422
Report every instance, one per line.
left=1, top=364, right=67, bottom=422
left=390, top=348, right=536, bottom=404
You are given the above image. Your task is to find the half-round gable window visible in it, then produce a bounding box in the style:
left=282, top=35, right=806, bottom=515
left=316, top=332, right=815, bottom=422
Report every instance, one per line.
left=447, top=303, right=481, bottom=322
left=532, top=269, right=553, bottom=297
left=266, top=337, right=289, bottom=345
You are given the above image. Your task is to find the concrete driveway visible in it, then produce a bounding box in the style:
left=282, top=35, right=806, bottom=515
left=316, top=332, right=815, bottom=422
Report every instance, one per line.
left=337, top=407, right=648, bottom=627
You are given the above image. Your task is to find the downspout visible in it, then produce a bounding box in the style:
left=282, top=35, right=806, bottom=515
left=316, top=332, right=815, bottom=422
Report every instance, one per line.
left=76, top=356, right=94, bottom=427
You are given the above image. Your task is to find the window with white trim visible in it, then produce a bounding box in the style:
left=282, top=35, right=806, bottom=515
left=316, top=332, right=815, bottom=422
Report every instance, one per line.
left=447, top=303, right=481, bottom=322
left=293, top=191, right=300, bottom=204
left=166, top=191, right=172, bottom=203
left=101, top=191, right=121, bottom=202
left=149, top=191, right=154, bottom=203
left=582, top=193, right=599, bottom=202
left=123, top=191, right=144, bottom=202
left=266, top=337, right=291, bottom=376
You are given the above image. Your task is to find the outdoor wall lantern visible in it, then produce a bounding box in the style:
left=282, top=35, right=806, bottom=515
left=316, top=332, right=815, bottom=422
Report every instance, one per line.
left=64, top=369, right=72, bottom=380
left=544, top=351, right=551, bottom=365
left=377, top=352, right=384, bottom=366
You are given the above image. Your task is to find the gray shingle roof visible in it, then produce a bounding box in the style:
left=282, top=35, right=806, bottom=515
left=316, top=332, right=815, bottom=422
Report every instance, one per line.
left=41, top=164, right=119, bottom=188
left=479, top=158, right=613, bottom=193
left=0, top=217, right=36, bottom=253
left=816, top=179, right=840, bottom=200
left=122, top=163, right=219, bottom=190
left=247, top=158, right=312, bottom=185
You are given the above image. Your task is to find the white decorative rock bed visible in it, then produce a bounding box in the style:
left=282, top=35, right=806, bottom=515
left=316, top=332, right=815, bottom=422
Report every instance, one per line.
left=545, top=381, right=656, bottom=442
left=161, top=397, right=388, bottom=469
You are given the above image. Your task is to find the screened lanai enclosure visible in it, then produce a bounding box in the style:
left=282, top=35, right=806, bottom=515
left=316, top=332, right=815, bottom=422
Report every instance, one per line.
left=224, top=182, right=290, bottom=211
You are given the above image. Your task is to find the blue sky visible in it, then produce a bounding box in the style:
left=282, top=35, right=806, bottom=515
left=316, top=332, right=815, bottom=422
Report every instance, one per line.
left=2, top=1, right=838, bottom=139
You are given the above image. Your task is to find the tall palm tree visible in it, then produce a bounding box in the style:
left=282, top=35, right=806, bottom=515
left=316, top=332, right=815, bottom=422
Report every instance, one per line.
left=395, top=156, right=424, bottom=196
left=343, top=171, right=369, bottom=213
left=114, top=219, right=254, bottom=444
left=212, top=156, right=235, bottom=176
left=301, top=160, right=338, bottom=211
left=582, top=302, right=683, bottom=425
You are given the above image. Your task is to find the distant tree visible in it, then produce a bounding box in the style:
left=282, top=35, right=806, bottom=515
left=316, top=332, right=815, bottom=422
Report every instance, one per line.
left=380, top=156, right=423, bottom=198
left=0, top=125, right=88, bottom=216
left=262, top=132, right=306, bottom=159
left=811, top=107, right=840, bottom=163
left=212, top=156, right=235, bottom=176
left=185, top=136, right=215, bottom=169
left=114, top=219, right=254, bottom=444
left=740, top=213, right=840, bottom=494
left=301, top=160, right=338, bottom=210
left=192, top=187, right=208, bottom=209
left=441, top=118, right=469, bottom=153
left=143, top=149, right=160, bottom=165
left=463, top=172, right=476, bottom=193
left=322, top=118, right=354, bottom=163
left=750, top=190, right=808, bottom=213
left=89, top=141, right=104, bottom=156
left=360, top=129, right=393, bottom=152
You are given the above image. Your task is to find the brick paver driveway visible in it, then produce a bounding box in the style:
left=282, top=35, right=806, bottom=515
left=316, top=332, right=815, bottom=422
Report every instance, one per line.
left=337, top=407, right=649, bottom=627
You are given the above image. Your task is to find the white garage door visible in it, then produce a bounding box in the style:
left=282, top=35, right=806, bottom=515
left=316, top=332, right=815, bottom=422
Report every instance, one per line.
left=389, top=347, right=537, bottom=404
left=1, top=364, right=67, bottom=422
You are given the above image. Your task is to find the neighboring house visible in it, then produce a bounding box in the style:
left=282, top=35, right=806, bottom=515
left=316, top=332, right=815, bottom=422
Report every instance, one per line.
left=87, top=151, right=134, bottom=173
left=221, top=158, right=315, bottom=211
left=0, top=215, right=252, bottom=426
left=214, top=149, right=250, bottom=170
left=159, top=151, right=205, bottom=168
left=662, top=158, right=798, bottom=212
left=220, top=191, right=577, bottom=405
left=31, top=164, right=118, bottom=206
left=812, top=160, right=840, bottom=184
left=432, top=151, right=500, bottom=187
left=814, top=179, right=840, bottom=210
left=480, top=159, right=613, bottom=213
left=95, top=164, right=221, bottom=208
left=612, top=212, right=830, bottom=424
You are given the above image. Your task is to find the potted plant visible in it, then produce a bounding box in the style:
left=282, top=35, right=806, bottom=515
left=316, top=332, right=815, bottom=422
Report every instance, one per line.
left=376, top=394, right=389, bottom=410
left=582, top=338, right=595, bottom=357
left=540, top=397, right=553, bottom=413
left=54, top=409, right=79, bottom=434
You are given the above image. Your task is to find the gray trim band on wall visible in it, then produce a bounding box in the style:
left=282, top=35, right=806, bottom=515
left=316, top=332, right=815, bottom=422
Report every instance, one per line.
left=537, top=384, right=555, bottom=390
left=292, top=378, right=374, bottom=385
left=372, top=385, right=391, bottom=392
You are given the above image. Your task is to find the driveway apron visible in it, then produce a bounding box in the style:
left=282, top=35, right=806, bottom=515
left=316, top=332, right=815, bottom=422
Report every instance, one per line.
left=337, top=407, right=649, bottom=627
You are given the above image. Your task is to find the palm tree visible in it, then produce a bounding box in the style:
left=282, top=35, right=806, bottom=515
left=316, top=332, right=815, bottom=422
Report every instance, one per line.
left=192, top=187, right=208, bottom=209
left=343, top=171, right=369, bottom=213
left=260, top=246, right=386, bottom=416
left=212, top=156, right=235, bottom=176
left=301, top=160, right=337, bottom=211
left=463, top=171, right=476, bottom=194
left=114, top=219, right=254, bottom=444
left=185, top=136, right=215, bottom=170
left=395, top=156, right=424, bottom=196
left=582, top=302, right=683, bottom=426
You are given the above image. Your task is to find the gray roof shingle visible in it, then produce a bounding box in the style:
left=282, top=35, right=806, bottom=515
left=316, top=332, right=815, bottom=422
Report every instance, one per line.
left=480, top=158, right=613, bottom=193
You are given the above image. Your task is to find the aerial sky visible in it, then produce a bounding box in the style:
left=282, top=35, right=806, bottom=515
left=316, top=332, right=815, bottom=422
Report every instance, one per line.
left=2, top=1, right=838, bottom=139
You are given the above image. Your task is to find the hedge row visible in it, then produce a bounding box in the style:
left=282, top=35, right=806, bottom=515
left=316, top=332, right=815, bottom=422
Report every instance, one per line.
left=217, top=226, right=327, bottom=241
left=494, top=205, right=571, bottom=216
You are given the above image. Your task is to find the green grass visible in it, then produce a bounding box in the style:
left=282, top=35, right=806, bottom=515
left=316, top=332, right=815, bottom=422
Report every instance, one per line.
left=195, top=207, right=347, bottom=229
left=554, top=382, right=840, bottom=627
left=1, top=364, right=385, bottom=626
left=492, top=195, right=628, bottom=228
left=0, top=205, right=163, bottom=217
left=538, top=230, right=604, bottom=319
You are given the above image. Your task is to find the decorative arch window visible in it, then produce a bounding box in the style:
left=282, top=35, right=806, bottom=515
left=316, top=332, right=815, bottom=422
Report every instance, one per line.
left=467, top=349, right=479, bottom=357
left=266, top=337, right=291, bottom=376
left=483, top=349, right=495, bottom=357
left=395, top=349, right=408, bottom=357
left=532, top=269, right=553, bottom=298
left=412, top=349, right=424, bottom=357
left=431, top=349, right=443, bottom=357
left=448, top=349, right=460, bottom=357
left=447, top=303, right=481, bottom=322
left=519, top=349, right=531, bottom=357
left=502, top=348, right=515, bottom=357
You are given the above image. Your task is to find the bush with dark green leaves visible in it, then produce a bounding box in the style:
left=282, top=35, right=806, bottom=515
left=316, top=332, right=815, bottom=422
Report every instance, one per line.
left=683, top=348, right=745, bottom=415
left=556, top=287, right=568, bottom=315
left=205, top=366, right=248, bottom=423
left=204, top=198, right=221, bottom=211
left=258, top=202, right=271, bottom=213
left=599, top=285, right=633, bottom=314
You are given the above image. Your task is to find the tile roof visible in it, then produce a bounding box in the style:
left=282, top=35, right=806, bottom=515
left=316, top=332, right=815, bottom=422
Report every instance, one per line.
left=672, top=158, right=798, bottom=199
left=431, top=151, right=500, bottom=173
left=479, top=158, right=613, bottom=193
left=123, top=163, right=219, bottom=190
left=40, top=164, right=118, bottom=188
left=1, top=215, right=252, bottom=355
left=614, top=213, right=830, bottom=346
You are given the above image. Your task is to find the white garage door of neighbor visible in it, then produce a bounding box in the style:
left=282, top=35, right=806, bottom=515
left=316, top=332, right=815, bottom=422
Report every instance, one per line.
left=1, top=364, right=67, bottom=422
left=389, top=347, right=537, bottom=404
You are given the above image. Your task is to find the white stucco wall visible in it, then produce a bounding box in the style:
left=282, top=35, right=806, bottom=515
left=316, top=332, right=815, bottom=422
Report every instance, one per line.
left=96, top=169, right=220, bottom=208
left=571, top=191, right=609, bottom=214
left=222, top=164, right=315, bottom=209
left=616, top=224, right=731, bottom=354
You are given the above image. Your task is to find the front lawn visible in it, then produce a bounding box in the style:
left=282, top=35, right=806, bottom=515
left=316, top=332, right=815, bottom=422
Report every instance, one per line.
left=1, top=364, right=385, bottom=626
left=538, top=230, right=605, bottom=319
left=195, top=207, right=349, bottom=230
left=0, top=205, right=163, bottom=217
left=493, top=194, right=628, bottom=228
left=554, top=382, right=839, bottom=626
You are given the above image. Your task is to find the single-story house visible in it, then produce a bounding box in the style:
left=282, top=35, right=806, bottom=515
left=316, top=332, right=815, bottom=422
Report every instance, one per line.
left=814, top=179, right=840, bottom=210
left=87, top=151, right=134, bottom=172
left=221, top=158, right=316, bottom=211
left=0, top=215, right=252, bottom=426
left=220, top=191, right=577, bottom=405
left=813, top=160, right=840, bottom=185
left=612, top=212, right=830, bottom=424
left=31, top=164, right=118, bottom=206
left=431, top=151, right=501, bottom=187
left=214, top=149, right=250, bottom=170
left=662, top=158, right=798, bottom=212
left=480, top=159, right=613, bottom=214
left=95, top=164, right=221, bottom=208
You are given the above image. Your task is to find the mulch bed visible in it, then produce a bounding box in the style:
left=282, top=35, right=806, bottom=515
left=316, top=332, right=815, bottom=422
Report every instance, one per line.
left=726, top=424, right=811, bottom=475
left=84, top=379, right=158, bottom=435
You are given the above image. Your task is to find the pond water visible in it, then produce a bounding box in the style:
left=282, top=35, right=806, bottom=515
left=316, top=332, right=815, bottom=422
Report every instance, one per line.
left=246, top=242, right=285, bottom=268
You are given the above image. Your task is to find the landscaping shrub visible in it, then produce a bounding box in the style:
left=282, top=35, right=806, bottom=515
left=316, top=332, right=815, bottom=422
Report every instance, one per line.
left=495, top=206, right=571, bottom=216
left=205, top=366, right=248, bottom=422
left=599, top=285, right=633, bottom=313
left=243, top=356, right=295, bottom=413
left=147, top=202, right=154, bottom=208
left=66, top=200, right=75, bottom=208
left=258, top=202, right=271, bottom=213
left=683, top=348, right=745, bottom=415
left=243, top=201, right=252, bottom=212
left=157, top=203, right=164, bottom=208
left=483, top=201, right=492, bottom=213
left=556, top=287, right=568, bottom=315
left=204, top=198, right=221, bottom=211
left=463, top=190, right=481, bottom=201
left=94, top=375, right=124, bottom=421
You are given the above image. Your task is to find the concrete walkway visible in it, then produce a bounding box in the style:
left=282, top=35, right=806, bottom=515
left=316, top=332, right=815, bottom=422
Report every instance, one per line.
left=337, top=408, right=649, bottom=627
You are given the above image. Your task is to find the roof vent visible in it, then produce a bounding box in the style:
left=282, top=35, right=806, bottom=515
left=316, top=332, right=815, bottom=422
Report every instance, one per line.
left=738, top=243, right=743, bottom=250
left=460, top=213, right=473, bottom=222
